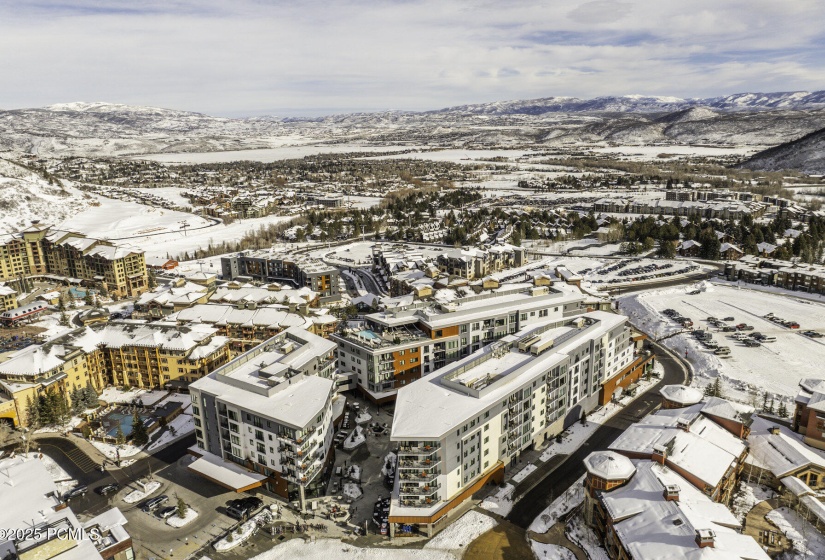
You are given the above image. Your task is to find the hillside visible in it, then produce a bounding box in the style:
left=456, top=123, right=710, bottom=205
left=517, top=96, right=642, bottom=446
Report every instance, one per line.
left=0, top=159, right=94, bottom=235
left=739, top=127, right=825, bottom=174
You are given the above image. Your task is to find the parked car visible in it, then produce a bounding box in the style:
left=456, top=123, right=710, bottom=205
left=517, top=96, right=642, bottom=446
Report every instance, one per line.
left=803, top=330, right=823, bottom=338
left=142, top=495, right=168, bottom=513
left=714, top=346, right=731, bottom=355
left=63, top=486, right=87, bottom=501
left=226, top=503, right=253, bottom=520
left=788, top=322, right=800, bottom=329
left=157, top=506, right=177, bottom=519
left=743, top=340, right=761, bottom=347
left=723, top=316, right=735, bottom=321
left=95, top=483, right=120, bottom=496
left=722, top=326, right=737, bottom=332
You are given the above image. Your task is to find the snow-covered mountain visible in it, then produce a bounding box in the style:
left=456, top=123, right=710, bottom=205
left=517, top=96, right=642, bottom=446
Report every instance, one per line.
left=739, top=127, right=825, bottom=174
left=1, top=89, right=825, bottom=158
left=432, top=90, right=825, bottom=116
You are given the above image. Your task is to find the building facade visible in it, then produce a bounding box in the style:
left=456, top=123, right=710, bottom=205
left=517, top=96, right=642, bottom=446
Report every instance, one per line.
left=0, top=323, right=231, bottom=426
left=331, top=286, right=591, bottom=402
left=0, top=222, right=148, bottom=298
left=188, top=327, right=338, bottom=509
left=387, top=311, right=638, bottom=536
left=221, top=250, right=340, bottom=303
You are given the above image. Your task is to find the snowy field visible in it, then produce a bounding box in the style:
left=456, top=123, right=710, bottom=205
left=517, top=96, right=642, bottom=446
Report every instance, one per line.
left=365, top=148, right=535, bottom=164
left=619, top=282, right=825, bottom=400
left=60, top=196, right=212, bottom=239
left=138, top=144, right=418, bottom=164
left=57, top=192, right=295, bottom=259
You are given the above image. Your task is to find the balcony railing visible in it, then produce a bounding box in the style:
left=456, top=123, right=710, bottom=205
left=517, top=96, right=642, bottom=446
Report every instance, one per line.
left=398, top=457, right=441, bottom=469
left=399, top=484, right=441, bottom=496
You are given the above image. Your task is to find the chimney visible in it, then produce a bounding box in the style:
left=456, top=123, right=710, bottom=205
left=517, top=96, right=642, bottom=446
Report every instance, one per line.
left=677, top=418, right=691, bottom=432
left=652, top=444, right=667, bottom=465
left=663, top=484, right=680, bottom=502
left=695, top=529, right=715, bottom=549
left=769, top=426, right=781, bottom=435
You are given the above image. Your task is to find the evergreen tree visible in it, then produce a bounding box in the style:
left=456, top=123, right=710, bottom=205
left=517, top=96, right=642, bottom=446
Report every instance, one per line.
left=148, top=270, right=157, bottom=290
left=762, top=391, right=769, bottom=413
left=712, top=377, right=725, bottom=399
left=38, top=394, right=54, bottom=426
left=70, top=388, right=85, bottom=415
left=59, top=311, right=69, bottom=327
left=778, top=402, right=788, bottom=418
left=768, top=398, right=775, bottom=415
left=115, top=425, right=125, bottom=445
left=83, top=383, right=99, bottom=410
left=177, top=496, right=188, bottom=519
left=131, top=413, right=149, bottom=446
left=58, top=293, right=67, bottom=311
left=84, top=291, right=94, bottom=306
left=25, top=395, right=40, bottom=428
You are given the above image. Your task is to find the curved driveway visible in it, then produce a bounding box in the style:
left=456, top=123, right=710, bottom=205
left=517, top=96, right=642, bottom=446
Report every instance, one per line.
left=507, top=338, right=690, bottom=528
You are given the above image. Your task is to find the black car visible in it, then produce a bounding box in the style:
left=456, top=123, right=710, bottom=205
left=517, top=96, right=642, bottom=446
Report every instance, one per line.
left=157, top=506, right=178, bottom=519
left=226, top=503, right=253, bottom=520
left=240, top=496, right=263, bottom=510
left=63, top=486, right=88, bottom=500
left=95, top=483, right=120, bottom=496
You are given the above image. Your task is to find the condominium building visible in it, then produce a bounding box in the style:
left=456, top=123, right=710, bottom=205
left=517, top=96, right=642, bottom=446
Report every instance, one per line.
left=387, top=311, right=640, bottom=536
left=221, top=249, right=340, bottom=303
left=331, top=286, right=589, bottom=402
left=0, top=323, right=230, bottom=426
left=610, top=389, right=752, bottom=505
left=582, top=452, right=770, bottom=560
left=0, top=222, right=148, bottom=298
left=0, top=455, right=134, bottom=560
left=188, top=327, right=338, bottom=509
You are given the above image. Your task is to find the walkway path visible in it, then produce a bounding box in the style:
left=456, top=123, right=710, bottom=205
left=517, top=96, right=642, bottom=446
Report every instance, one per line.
left=528, top=522, right=586, bottom=560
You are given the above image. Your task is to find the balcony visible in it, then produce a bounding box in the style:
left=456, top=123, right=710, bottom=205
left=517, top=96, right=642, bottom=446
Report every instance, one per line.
left=397, top=444, right=440, bottom=456
left=399, top=483, right=441, bottom=496
left=398, top=457, right=441, bottom=469
left=398, top=471, right=439, bottom=483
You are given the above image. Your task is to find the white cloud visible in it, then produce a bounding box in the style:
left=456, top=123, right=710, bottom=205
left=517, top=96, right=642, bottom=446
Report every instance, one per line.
left=0, top=0, right=822, bottom=115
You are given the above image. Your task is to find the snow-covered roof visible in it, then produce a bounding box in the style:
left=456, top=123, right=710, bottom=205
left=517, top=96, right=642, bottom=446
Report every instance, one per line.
left=189, top=448, right=266, bottom=490
left=0, top=456, right=107, bottom=560
left=780, top=476, right=815, bottom=497
left=609, top=402, right=746, bottom=490
left=747, top=416, right=825, bottom=478
left=584, top=451, right=636, bottom=481
left=660, top=384, right=703, bottom=406
left=602, top=460, right=770, bottom=560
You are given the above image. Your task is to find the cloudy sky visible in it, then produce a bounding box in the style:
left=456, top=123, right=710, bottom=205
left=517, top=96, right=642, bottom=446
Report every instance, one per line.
left=1, top=0, right=823, bottom=116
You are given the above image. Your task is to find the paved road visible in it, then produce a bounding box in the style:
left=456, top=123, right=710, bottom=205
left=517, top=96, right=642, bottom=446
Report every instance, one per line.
left=34, top=434, right=196, bottom=518
left=506, top=339, right=689, bottom=528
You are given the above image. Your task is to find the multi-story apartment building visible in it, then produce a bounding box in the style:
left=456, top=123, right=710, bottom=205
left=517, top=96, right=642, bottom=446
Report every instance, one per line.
left=188, top=327, right=337, bottom=509
left=0, top=222, right=148, bottom=298
left=0, top=323, right=230, bottom=426
left=0, top=455, right=134, bottom=560
left=221, top=249, right=340, bottom=303
left=331, top=286, right=589, bottom=402
left=387, top=311, right=639, bottom=536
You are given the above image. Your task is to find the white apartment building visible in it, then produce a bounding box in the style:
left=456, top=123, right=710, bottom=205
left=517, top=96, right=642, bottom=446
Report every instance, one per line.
left=331, top=285, right=589, bottom=402
left=388, top=311, right=636, bottom=536
left=188, top=326, right=337, bottom=509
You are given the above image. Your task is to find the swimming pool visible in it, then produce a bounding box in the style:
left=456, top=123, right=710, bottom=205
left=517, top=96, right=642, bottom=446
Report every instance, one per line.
left=356, top=330, right=380, bottom=341
left=101, top=409, right=155, bottom=438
